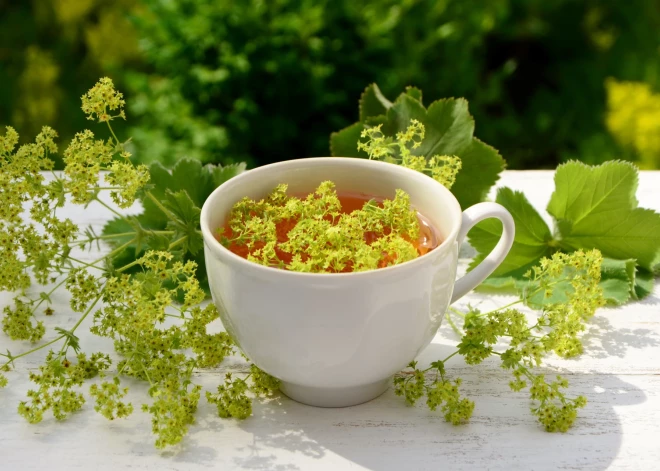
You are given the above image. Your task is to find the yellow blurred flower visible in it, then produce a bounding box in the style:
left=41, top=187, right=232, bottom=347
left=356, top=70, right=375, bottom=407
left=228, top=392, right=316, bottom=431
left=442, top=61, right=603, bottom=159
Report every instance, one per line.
left=606, top=78, right=660, bottom=168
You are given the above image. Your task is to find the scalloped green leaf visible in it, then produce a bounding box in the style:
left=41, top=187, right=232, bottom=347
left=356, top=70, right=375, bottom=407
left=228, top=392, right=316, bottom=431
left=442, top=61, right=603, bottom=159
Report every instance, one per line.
left=548, top=161, right=660, bottom=272
left=469, top=188, right=554, bottom=281
left=330, top=122, right=367, bottom=158
left=404, top=86, right=423, bottom=103
left=336, top=86, right=504, bottom=209
left=359, top=83, right=392, bottom=122
left=452, top=138, right=505, bottom=209
left=102, top=157, right=245, bottom=289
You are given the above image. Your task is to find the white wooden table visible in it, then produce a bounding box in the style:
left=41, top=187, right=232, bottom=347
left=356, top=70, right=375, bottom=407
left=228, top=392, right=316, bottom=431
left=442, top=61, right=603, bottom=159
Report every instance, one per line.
left=1, top=170, right=659, bottom=471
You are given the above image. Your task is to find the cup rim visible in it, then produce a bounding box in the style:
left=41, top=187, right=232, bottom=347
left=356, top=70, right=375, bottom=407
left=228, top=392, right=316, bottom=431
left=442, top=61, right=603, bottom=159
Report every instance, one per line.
left=200, top=157, right=462, bottom=279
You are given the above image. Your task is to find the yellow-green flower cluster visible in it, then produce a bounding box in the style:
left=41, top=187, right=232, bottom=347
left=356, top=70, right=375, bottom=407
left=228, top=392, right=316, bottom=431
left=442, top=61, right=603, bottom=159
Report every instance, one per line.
left=530, top=375, right=587, bottom=433
left=66, top=268, right=102, bottom=313
left=63, top=130, right=114, bottom=204
left=89, top=377, right=134, bottom=420
left=18, top=351, right=111, bottom=424
left=2, top=299, right=45, bottom=343
left=105, top=160, right=150, bottom=208
left=224, top=181, right=421, bottom=273
left=0, top=126, right=68, bottom=293
left=142, top=376, right=202, bottom=449
left=206, top=365, right=280, bottom=420
left=606, top=78, right=660, bottom=168
left=90, top=251, right=235, bottom=447
left=207, top=373, right=252, bottom=419
left=1, top=77, right=241, bottom=450
left=81, top=76, right=126, bottom=122
left=420, top=249, right=603, bottom=432
left=426, top=378, right=475, bottom=425
left=357, top=119, right=462, bottom=188
left=394, top=360, right=474, bottom=425
left=527, top=249, right=605, bottom=358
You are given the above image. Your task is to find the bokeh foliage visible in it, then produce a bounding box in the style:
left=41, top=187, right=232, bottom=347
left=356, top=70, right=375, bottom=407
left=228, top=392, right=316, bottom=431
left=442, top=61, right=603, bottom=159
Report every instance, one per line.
left=1, top=0, right=659, bottom=169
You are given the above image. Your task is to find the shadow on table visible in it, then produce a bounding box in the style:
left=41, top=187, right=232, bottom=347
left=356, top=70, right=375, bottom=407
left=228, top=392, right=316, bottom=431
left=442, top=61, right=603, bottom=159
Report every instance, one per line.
left=582, top=314, right=660, bottom=359
left=217, top=341, right=646, bottom=471
left=151, top=294, right=656, bottom=470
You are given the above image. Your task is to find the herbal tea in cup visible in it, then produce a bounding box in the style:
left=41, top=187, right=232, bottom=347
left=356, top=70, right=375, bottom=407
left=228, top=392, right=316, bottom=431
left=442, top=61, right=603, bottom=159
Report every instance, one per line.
left=200, top=157, right=514, bottom=407
left=216, top=181, right=441, bottom=273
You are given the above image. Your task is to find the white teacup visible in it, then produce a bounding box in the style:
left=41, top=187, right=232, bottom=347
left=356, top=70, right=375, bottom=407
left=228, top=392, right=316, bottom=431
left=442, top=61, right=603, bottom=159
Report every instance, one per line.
left=201, top=158, right=514, bottom=407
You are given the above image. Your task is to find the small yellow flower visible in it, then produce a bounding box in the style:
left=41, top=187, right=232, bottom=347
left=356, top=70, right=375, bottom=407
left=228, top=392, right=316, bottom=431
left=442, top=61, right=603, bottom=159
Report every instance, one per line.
left=81, top=77, right=126, bottom=122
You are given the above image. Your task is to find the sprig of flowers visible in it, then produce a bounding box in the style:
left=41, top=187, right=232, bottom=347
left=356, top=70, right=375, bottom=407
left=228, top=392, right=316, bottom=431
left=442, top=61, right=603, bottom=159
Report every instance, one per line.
left=358, top=119, right=462, bottom=188
left=399, top=249, right=604, bottom=432
left=0, top=78, right=271, bottom=449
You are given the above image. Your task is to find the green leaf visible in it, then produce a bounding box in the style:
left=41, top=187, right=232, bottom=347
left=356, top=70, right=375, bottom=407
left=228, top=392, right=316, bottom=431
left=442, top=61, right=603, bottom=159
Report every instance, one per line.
left=475, top=275, right=522, bottom=291
left=55, top=327, right=81, bottom=353
left=211, top=162, right=247, bottom=189
left=634, top=269, right=654, bottom=300
left=333, top=85, right=504, bottom=209
left=600, top=278, right=632, bottom=306
left=163, top=190, right=203, bottom=255
left=381, top=94, right=428, bottom=137
left=101, top=217, right=141, bottom=271
left=599, top=258, right=636, bottom=305
left=359, top=83, right=392, bottom=122
left=416, top=98, right=474, bottom=157
left=469, top=188, right=555, bottom=280
left=382, top=93, right=502, bottom=209
left=404, top=86, right=423, bottom=103
left=102, top=158, right=245, bottom=290
left=452, top=138, right=505, bottom=209
left=330, top=122, right=367, bottom=158
left=548, top=161, right=660, bottom=272
left=547, top=161, right=638, bottom=224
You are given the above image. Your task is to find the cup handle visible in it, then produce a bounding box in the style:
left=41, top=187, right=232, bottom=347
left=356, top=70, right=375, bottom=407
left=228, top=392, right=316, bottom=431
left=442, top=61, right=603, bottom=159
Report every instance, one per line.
left=450, top=202, right=515, bottom=304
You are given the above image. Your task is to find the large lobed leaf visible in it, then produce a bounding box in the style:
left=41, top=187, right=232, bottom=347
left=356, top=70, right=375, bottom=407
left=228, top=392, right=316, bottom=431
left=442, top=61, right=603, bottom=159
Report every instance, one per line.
left=102, top=158, right=245, bottom=290
left=469, top=160, right=659, bottom=304
left=548, top=161, right=660, bottom=272
left=468, top=187, right=555, bottom=286
left=330, top=84, right=505, bottom=209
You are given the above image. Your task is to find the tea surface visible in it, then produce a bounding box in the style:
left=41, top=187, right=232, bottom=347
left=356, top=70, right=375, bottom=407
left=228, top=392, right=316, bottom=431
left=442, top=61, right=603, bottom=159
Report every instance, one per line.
left=217, top=190, right=441, bottom=272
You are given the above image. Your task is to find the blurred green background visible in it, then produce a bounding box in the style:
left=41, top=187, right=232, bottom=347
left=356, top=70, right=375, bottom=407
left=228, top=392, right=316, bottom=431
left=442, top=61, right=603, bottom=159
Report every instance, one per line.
left=1, top=0, right=659, bottom=170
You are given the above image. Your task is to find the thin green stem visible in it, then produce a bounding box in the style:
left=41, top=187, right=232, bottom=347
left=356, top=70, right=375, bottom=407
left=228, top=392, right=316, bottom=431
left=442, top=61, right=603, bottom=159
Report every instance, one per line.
left=66, top=256, right=102, bottom=268
left=168, top=236, right=187, bottom=250
left=146, top=191, right=178, bottom=221
left=71, top=230, right=175, bottom=248
left=31, top=276, right=68, bottom=311
left=141, top=361, right=154, bottom=387
left=90, top=237, right=137, bottom=266
left=70, top=292, right=103, bottom=334
left=1, top=335, right=66, bottom=366
left=118, top=351, right=137, bottom=376
left=94, top=196, right=127, bottom=221
left=445, top=310, right=463, bottom=337
left=58, top=292, right=103, bottom=356
left=106, top=121, right=122, bottom=150
left=115, top=236, right=185, bottom=273
left=442, top=351, right=459, bottom=363
left=479, top=299, right=522, bottom=317
left=116, top=259, right=140, bottom=273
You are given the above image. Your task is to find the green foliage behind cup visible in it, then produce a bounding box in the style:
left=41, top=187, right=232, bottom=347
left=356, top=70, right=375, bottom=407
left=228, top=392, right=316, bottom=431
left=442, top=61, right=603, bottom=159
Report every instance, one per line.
left=126, top=0, right=660, bottom=169
left=2, top=0, right=659, bottom=169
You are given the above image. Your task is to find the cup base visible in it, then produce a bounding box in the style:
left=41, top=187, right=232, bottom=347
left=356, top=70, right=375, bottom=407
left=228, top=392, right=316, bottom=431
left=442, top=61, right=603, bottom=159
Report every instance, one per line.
left=280, top=378, right=390, bottom=408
